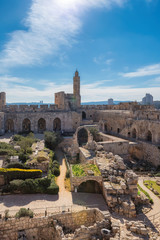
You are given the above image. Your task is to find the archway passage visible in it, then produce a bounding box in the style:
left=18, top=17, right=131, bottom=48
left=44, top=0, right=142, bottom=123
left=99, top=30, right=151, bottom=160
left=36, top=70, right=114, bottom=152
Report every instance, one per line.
left=77, top=128, right=88, bottom=146
left=38, top=118, right=46, bottom=133
left=147, top=130, right=152, bottom=142
left=105, top=123, right=107, bottom=132
left=77, top=180, right=102, bottom=193
left=82, top=111, right=86, bottom=120
left=6, top=119, right=14, bottom=133
left=132, top=128, right=137, bottom=139
left=22, top=118, right=31, bottom=133
left=53, top=118, right=61, bottom=131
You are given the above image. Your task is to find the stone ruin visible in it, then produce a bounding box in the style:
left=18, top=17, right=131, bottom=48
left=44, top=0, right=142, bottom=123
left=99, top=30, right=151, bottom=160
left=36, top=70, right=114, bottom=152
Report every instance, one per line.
left=0, top=209, right=121, bottom=240
left=96, top=151, right=138, bottom=218
left=64, top=127, right=139, bottom=219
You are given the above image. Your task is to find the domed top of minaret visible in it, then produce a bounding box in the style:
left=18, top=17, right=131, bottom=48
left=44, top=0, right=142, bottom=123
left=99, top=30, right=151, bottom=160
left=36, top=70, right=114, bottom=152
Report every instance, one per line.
left=75, top=69, right=79, bottom=77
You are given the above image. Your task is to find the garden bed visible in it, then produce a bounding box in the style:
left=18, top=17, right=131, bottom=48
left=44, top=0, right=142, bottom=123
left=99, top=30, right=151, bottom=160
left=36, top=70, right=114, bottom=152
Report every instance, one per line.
left=144, top=180, right=160, bottom=196
left=72, top=164, right=101, bottom=177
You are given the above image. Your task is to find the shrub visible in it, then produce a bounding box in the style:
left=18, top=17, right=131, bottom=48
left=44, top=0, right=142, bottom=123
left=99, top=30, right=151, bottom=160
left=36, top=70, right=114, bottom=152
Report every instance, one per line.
left=15, top=208, right=33, bottom=218
left=44, top=132, right=62, bottom=150
left=9, top=179, right=24, bottom=192
left=0, top=142, right=17, bottom=156
left=20, top=179, right=38, bottom=194
left=0, top=168, right=42, bottom=183
left=53, top=160, right=59, bottom=165
left=46, top=181, right=59, bottom=194
left=35, top=178, right=51, bottom=188
left=13, top=135, right=23, bottom=142
left=53, top=168, right=60, bottom=177
left=6, top=162, right=30, bottom=169
left=5, top=178, right=51, bottom=194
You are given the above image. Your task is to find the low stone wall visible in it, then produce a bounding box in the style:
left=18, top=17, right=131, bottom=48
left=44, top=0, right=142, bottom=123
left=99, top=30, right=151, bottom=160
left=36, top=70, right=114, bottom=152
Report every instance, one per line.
left=0, top=209, right=110, bottom=240
left=129, top=141, right=160, bottom=167
left=98, top=140, right=129, bottom=155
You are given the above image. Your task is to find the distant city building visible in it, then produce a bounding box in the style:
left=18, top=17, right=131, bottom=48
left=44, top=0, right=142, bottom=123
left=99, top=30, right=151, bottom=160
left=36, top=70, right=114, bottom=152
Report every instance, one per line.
left=142, top=93, right=153, bottom=105
left=108, top=98, right=114, bottom=105
left=40, top=100, right=43, bottom=104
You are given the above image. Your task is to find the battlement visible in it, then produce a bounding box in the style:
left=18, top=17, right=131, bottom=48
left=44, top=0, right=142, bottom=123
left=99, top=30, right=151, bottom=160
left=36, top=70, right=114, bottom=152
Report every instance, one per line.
left=3, top=104, right=59, bottom=113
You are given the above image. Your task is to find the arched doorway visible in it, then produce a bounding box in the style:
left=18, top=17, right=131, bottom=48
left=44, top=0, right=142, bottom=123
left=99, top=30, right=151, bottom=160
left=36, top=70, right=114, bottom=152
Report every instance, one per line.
left=77, top=180, right=102, bottom=193
left=77, top=128, right=88, bottom=146
left=82, top=111, right=86, bottom=120
left=6, top=119, right=14, bottom=133
left=22, top=118, right=31, bottom=133
left=38, top=118, right=46, bottom=133
left=132, top=128, right=137, bottom=139
left=105, top=123, right=107, bottom=132
left=53, top=118, right=61, bottom=131
left=147, top=130, right=152, bottom=142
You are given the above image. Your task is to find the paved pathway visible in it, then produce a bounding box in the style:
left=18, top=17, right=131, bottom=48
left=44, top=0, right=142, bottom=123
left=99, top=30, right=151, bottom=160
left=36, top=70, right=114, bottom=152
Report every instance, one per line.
left=0, top=149, right=108, bottom=216
left=138, top=177, right=160, bottom=218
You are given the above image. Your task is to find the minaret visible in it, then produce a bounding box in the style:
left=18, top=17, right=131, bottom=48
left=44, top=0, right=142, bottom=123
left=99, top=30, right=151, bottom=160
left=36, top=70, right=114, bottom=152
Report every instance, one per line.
left=73, top=70, right=81, bottom=107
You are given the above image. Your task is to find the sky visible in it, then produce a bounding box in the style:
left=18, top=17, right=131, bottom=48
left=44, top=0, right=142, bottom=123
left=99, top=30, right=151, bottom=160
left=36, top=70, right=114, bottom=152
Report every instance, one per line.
left=0, top=0, right=160, bottom=103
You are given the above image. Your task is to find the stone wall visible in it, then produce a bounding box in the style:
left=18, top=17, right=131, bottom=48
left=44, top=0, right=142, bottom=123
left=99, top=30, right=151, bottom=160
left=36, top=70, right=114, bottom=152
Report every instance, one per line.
left=0, top=209, right=110, bottom=240
left=4, top=111, right=81, bottom=133
left=129, top=141, right=160, bottom=167
left=98, top=140, right=130, bottom=155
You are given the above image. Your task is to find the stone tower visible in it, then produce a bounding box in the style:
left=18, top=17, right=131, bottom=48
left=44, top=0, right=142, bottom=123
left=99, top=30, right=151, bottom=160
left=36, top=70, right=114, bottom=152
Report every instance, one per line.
left=73, top=70, right=81, bottom=107
left=0, top=92, right=6, bottom=110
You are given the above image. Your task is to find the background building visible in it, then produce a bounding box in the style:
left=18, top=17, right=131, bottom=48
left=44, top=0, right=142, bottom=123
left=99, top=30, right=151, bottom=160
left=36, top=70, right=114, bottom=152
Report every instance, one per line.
left=142, top=93, right=153, bottom=105
left=108, top=98, right=114, bottom=105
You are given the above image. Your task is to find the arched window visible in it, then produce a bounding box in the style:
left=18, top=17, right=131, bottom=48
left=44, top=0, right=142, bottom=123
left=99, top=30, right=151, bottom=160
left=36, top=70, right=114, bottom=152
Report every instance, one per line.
left=22, top=118, right=31, bottom=133
left=53, top=118, right=61, bottom=131
left=132, top=128, right=137, bottom=139
left=38, top=118, right=46, bottom=133
left=6, top=119, right=14, bottom=133
left=82, top=111, right=86, bottom=120
left=77, top=128, right=88, bottom=146
left=147, top=130, right=152, bottom=142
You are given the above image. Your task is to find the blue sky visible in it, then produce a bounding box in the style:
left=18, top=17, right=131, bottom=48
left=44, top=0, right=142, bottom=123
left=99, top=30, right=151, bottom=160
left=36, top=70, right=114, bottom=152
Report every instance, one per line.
left=0, top=0, right=160, bottom=103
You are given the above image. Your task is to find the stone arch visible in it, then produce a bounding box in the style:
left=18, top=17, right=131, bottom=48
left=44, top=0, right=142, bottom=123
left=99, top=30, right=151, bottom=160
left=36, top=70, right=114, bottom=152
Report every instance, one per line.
left=146, top=130, right=152, bottom=142
left=53, top=118, right=61, bottom=131
left=77, top=180, right=102, bottom=193
left=22, top=118, right=31, bottom=133
left=6, top=119, right=14, bottom=133
left=77, top=128, right=88, bottom=146
left=132, top=128, right=137, bottom=139
left=38, top=118, right=46, bottom=133
left=82, top=111, right=86, bottom=120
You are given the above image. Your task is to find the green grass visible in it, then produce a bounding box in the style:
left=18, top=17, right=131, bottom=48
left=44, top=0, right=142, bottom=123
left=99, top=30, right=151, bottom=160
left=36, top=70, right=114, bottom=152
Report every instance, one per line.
left=72, top=164, right=101, bottom=177
left=137, top=184, right=153, bottom=204
left=144, top=180, right=160, bottom=195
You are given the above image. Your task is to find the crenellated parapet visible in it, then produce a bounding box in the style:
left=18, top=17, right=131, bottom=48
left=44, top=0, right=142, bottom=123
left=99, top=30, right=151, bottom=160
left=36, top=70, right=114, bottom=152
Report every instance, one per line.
left=3, top=104, right=59, bottom=113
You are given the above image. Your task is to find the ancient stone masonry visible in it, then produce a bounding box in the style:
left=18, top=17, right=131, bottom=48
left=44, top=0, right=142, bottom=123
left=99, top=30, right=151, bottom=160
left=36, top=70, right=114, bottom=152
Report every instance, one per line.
left=0, top=209, right=118, bottom=240
left=0, top=70, right=160, bottom=166
left=96, top=152, right=138, bottom=218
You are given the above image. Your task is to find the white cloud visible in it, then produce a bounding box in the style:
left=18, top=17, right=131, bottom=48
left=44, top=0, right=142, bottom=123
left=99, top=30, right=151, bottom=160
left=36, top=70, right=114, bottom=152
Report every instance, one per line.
left=105, top=59, right=114, bottom=65
left=0, top=0, right=126, bottom=70
left=2, top=75, right=159, bottom=103
left=0, top=75, right=29, bottom=84
left=121, top=63, right=160, bottom=78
